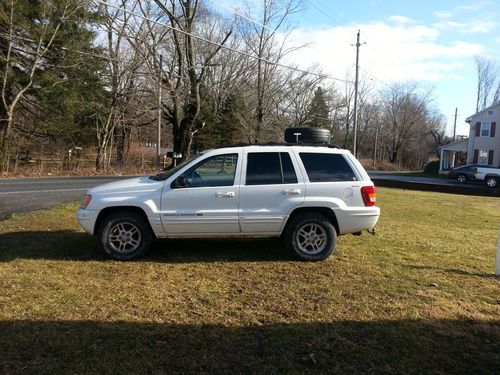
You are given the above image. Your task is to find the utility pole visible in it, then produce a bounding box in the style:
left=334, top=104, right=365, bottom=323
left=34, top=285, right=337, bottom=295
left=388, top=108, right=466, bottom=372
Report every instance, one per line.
left=157, top=54, right=163, bottom=165
left=453, top=107, right=457, bottom=141
left=373, top=123, right=379, bottom=166
left=352, top=30, right=365, bottom=157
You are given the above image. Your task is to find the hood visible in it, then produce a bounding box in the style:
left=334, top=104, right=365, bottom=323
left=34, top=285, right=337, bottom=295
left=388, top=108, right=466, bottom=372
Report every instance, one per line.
left=88, top=176, right=164, bottom=195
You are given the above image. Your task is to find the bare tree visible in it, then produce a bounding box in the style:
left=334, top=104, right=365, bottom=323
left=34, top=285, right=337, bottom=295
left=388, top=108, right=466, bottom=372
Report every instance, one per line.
left=93, top=0, right=144, bottom=169
left=475, top=56, right=498, bottom=112
left=428, top=113, right=449, bottom=157
left=241, top=0, right=302, bottom=143
left=380, top=83, right=434, bottom=165
left=137, top=0, right=234, bottom=164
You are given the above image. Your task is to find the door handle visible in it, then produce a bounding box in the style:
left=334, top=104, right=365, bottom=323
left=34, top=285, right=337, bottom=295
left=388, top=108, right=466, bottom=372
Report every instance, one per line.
left=283, top=189, right=301, bottom=195
left=216, top=191, right=235, bottom=198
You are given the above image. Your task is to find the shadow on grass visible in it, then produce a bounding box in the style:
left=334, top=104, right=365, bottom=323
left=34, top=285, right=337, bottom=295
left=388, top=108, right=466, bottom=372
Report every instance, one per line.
left=1, top=319, right=498, bottom=374
left=405, top=264, right=497, bottom=278
left=0, top=230, right=293, bottom=263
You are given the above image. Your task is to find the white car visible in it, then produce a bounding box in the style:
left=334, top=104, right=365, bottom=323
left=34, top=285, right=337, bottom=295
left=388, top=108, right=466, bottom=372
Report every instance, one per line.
left=77, top=144, right=380, bottom=261
left=474, top=166, right=500, bottom=188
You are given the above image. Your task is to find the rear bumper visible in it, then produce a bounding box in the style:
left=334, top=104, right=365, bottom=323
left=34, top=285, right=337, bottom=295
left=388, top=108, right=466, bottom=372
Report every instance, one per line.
left=334, top=206, right=380, bottom=235
left=76, top=208, right=98, bottom=235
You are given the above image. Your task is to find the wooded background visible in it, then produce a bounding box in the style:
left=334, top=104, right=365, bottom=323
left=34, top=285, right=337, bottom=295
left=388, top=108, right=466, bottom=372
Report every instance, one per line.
left=1, top=0, right=498, bottom=173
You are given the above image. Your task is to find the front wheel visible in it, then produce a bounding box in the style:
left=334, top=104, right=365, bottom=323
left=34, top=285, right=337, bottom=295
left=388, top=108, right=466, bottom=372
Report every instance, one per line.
left=98, top=211, right=153, bottom=260
left=456, top=174, right=467, bottom=183
left=485, top=176, right=498, bottom=188
left=284, top=213, right=337, bottom=261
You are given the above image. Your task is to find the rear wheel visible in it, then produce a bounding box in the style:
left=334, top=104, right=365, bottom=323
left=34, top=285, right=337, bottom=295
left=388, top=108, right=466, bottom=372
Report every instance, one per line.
left=98, top=211, right=153, bottom=260
left=284, top=213, right=337, bottom=261
left=485, top=176, right=498, bottom=188
left=456, top=174, right=467, bottom=183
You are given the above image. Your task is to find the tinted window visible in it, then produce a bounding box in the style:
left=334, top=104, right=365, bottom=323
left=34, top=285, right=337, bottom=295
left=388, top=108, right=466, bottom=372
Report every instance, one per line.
left=246, top=152, right=298, bottom=185
left=180, top=154, right=238, bottom=187
left=281, top=153, right=298, bottom=184
left=299, top=153, right=356, bottom=182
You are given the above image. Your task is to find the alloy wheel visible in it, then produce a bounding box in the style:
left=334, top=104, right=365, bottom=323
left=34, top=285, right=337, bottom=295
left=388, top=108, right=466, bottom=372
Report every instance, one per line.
left=107, top=222, right=142, bottom=254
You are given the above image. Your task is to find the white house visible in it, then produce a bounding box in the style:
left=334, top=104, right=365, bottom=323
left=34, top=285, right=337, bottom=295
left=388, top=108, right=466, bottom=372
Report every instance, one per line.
left=438, top=102, right=499, bottom=174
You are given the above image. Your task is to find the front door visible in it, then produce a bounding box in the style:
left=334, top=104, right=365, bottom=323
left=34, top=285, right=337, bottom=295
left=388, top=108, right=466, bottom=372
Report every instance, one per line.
left=161, top=152, right=241, bottom=236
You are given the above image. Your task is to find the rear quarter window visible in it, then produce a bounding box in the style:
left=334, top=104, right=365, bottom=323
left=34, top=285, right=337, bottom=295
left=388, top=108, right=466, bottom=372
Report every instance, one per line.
left=299, top=153, right=356, bottom=182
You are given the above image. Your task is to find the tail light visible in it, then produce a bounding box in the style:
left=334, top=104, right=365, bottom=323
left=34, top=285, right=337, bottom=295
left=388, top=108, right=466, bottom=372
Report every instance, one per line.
left=361, top=186, right=377, bottom=206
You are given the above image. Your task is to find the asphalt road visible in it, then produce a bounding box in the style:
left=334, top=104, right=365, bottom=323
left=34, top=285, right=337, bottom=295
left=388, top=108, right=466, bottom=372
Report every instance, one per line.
left=0, top=175, right=136, bottom=219
left=0, top=172, right=497, bottom=220
left=368, top=171, right=483, bottom=187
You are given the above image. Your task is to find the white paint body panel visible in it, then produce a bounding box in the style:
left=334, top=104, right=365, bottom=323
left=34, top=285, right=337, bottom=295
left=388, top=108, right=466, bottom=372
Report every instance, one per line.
left=474, top=166, right=500, bottom=181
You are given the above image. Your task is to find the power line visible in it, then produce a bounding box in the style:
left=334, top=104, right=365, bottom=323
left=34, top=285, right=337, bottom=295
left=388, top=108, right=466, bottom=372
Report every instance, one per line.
left=359, top=67, right=392, bottom=89
left=91, top=0, right=352, bottom=84
left=205, top=0, right=274, bottom=33
left=206, top=0, right=361, bottom=86
left=303, top=0, right=393, bottom=85
left=320, top=0, right=403, bottom=68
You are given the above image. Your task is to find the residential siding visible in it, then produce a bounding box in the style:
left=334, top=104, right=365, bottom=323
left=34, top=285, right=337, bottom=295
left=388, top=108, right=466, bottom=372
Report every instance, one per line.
left=466, top=107, right=500, bottom=167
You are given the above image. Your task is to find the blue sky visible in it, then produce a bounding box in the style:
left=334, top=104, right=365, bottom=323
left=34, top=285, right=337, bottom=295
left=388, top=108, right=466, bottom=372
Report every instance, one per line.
left=215, top=0, right=500, bottom=136
left=291, top=0, right=500, bottom=135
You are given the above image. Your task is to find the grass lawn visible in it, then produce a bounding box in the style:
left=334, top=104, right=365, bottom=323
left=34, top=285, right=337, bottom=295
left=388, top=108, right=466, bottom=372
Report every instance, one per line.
left=0, top=188, right=499, bottom=374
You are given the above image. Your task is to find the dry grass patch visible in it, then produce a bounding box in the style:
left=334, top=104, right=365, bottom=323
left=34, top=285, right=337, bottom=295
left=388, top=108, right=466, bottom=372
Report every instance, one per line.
left=0, top=188, right=499, bottom=374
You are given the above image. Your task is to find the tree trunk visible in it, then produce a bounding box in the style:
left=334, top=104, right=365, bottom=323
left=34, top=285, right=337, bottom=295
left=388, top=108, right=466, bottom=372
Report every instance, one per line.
left=115, top=123, right=126, bottom=166
left=0, top=113, right=13, bottom=153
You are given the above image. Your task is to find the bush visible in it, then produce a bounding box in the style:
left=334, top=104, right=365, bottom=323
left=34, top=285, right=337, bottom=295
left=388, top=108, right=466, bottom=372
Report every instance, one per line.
left=423, top=160, right=440, bottom=174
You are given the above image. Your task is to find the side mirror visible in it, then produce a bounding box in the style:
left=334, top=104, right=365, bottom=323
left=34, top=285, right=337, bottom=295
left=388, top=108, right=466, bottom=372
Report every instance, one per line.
left=172, top=175, right=188, bottom=189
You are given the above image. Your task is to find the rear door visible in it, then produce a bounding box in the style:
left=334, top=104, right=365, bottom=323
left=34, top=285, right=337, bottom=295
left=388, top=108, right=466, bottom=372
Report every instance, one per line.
left=296, top=151, right=365, bottom=208
left=238, top=150, right=305, bottom=234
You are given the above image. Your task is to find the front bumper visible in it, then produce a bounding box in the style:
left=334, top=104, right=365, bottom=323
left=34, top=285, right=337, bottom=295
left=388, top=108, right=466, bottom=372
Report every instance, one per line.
left=76, top=208, right=99, bottom=235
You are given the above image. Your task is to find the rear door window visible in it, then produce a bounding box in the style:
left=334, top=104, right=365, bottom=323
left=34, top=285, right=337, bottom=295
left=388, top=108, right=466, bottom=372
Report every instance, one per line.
left=299, top=153, right=356, bottom=182
left=246, top=152, right=298, bottom=185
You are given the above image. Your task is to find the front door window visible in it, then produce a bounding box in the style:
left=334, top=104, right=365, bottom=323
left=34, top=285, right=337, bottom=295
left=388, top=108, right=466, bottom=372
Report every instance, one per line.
left=179, top=154, right=238, bottom=188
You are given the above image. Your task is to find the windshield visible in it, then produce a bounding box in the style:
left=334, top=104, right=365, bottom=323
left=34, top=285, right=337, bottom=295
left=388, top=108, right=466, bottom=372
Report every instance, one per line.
left=149, top=153, right=203, bottom=181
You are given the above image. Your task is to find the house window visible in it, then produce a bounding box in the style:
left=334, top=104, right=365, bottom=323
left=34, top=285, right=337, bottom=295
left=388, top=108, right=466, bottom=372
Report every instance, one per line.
left=480, top=122, right=491, bottom=137
left=478, top=150, right=489, bottom=165
left=488, top=110, right=495, bottom=116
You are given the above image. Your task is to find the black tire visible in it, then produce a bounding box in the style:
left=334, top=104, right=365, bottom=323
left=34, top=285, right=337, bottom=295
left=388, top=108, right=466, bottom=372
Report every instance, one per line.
left=485, top=176, right=498, bottom=189
left=284, top=212, right=337, bottom=261
left=98, top=211, right=153, bottom=260
left=456, top=174, right=467, bottom=183
left=284, top=127, right=330, bottom=144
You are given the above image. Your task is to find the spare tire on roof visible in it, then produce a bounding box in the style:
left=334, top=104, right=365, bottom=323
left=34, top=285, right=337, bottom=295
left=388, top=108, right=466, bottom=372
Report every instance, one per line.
left=284, top=127, right=330, bottom=144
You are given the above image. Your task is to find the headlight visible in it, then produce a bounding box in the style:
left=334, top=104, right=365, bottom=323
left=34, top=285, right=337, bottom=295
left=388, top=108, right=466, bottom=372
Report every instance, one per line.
left=81, top=194, right=92, bottom=209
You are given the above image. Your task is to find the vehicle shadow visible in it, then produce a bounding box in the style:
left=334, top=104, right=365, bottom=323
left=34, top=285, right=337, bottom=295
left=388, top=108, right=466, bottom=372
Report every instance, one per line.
left=0, top=230, right=293, bottom=263
left=1, top=319, right=498, bottom=373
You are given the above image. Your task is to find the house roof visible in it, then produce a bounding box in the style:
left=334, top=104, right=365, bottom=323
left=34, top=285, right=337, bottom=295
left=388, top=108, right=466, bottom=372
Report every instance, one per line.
left=465, top=102, right=500, bottom=123
left=438, top=138, right=468, bottom=150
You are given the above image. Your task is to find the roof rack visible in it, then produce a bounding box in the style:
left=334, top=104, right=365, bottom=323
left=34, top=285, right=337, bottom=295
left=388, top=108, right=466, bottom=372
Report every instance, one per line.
left=218, top=142, right=340, bottom=149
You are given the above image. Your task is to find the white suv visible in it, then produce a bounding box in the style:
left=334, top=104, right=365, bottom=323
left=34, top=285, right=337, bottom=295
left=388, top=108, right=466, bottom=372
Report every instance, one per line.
left=77, top=144, right=380, bottom=261
left=474, top=166, right=500, bottom=188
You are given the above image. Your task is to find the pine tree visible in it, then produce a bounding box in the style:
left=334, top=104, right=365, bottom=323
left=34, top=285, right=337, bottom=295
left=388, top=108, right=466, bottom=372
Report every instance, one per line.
left=218, top=90, right=247, bottom=145
left=0, top=0, right=105, bottom=158
left=305, top=87, right=330, bottom=128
